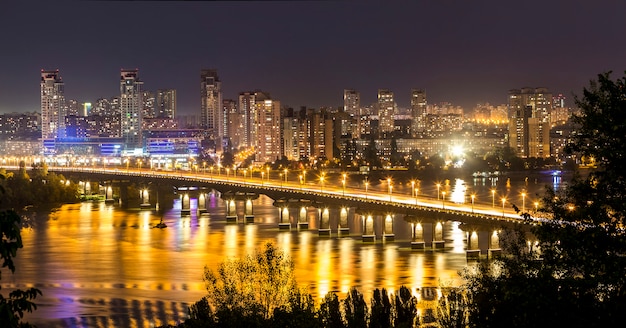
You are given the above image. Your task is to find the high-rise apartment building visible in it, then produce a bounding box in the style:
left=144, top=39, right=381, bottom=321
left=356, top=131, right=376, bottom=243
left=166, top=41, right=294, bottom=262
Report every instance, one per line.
left=200, top=69, right=223, bottom=144
left=343, top=89, right=360, bottom=116
left=142, top=91, right=155, bottom=119
left=120, top=69, right=144, bottom=148
left=410, top=89, right=427, bottom=135
left=224, top=99, right=244, bottom=151
left=343, top=89, right=361, bottom=139
left=508, top=87, right=552, bottom=158
left=238, top=91, right=257, bottom=148
left=254, top=93, right=281, bottom=163
left=156, top=89, right=177, bottom=118
left=377, top=89, right=395, bottom=135
left=41, top=69, right=66, bottom=140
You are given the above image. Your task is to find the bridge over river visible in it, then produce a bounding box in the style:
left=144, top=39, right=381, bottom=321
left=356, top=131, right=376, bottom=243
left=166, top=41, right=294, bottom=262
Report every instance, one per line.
left=43, top=166, right=543, bottom=257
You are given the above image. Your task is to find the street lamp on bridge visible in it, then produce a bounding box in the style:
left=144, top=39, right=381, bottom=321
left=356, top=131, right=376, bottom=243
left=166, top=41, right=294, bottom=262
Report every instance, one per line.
left=442, top=191, right=446, bottom=209
left=471, top=194, right=475, bottom=213
left=436, top=183, right=441, bottom=200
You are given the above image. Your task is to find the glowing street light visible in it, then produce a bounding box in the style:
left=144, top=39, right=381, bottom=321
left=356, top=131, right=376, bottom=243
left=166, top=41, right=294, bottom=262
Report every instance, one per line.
left=442, top=191, right=446, bottom=209
left=502, top=197, right=506, bottom=217
left=342, top=176, right=346, bottom=196
left=284, top=168, right=288, bottom=183
left=387, top=178, right=393, bottom=201
left=521, top=191, right=526, bottom=212
left=226, top=168, right=230, bottom=181
left=534, top=201, right=539, bottom=213
left=437, top=183, right=441, bottom=200
left=365, top=180, right=369, bottom=199
left=414, top=188, right=419, bottom=204
left=411, top=180, right=416, bottom=197
left=302, top=170, right=307, bottom=184
left=491, top=189, right=496, bottom=208
left=471, top=194, right=476, bottom=213
left=299, top=175, right=303, bottom=190
left=261, top=171, right=265, bottom=185
left=320, top=174, right=325, bottom=192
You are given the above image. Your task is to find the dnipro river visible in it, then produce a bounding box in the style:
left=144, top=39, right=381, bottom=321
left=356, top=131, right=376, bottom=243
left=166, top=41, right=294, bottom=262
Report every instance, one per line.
left=5, top=171, right=568, bottom=328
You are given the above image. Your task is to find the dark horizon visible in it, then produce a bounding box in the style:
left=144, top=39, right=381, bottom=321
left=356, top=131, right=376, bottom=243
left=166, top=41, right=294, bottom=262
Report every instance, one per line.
left=2, top=1, right=626, bottom=114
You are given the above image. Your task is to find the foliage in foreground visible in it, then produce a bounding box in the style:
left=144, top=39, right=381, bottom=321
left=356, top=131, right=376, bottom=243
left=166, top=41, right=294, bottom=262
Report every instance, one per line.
left=167, top=242, right=441, bottom=328
left=0, top=171, right=42, bottom=327
left=460, top=71, right=626, bottom=328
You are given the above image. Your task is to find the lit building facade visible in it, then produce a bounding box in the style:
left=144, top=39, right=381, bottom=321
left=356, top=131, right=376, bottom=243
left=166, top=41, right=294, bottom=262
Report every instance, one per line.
left=508, top=87, right=552, bottom=158
left=41, top=69, right=65, bottom=140
left=254, top=94, right=281, bottom=163
left=200, top=69, right=223, bottom=145
left=410, top=89, right=427, bottom=135
left=156, top=89, right=177, bottom=118
left=120, top=69, right=144, bottom=148
left=238, top=91, right=258, bottom=148
left=343, top=89, right=361, bottom=139
left=377, top=89, right=395, bottom=135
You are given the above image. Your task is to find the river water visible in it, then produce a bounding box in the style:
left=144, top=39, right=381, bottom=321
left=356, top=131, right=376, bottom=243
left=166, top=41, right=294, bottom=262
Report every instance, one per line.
left=4, top=171, right=566, bottom=327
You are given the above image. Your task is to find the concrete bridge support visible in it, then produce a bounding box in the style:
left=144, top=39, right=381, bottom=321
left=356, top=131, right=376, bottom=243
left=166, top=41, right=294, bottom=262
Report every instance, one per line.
left=383, top=214, right=395, bottom=241
left=411, top=222, right=425, bottom=249
left=105, top=185, right=115, bottom=204
left=198, top=192, right=208, bottom=214
left=362, top=215, right=375, bottom=242
left=140, top=188, right=151, bottom=208
left=318, top=208, right=330, bottom=235
left=338, top=207, right=350, bottom=235
left=433, top=221, right=445, bottom=249
left=297, top=206, right=308, bottom=229
left=279, top=206, right=291, bottom=229
left=226, top=199, right=237, bottom=222
left=488, top=230, right=501, bottom=258
left=180, top=193, right=191, bottom=215
left=244, top=199, right=254, bottom=223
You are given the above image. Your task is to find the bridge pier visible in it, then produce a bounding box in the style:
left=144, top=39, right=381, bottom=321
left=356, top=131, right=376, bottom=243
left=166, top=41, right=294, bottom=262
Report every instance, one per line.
left=433, top=221, right=445, bottom=249
left=488, top=230, right=501, bottom=258
left=105, top=185, right=115, bottom=204
left=226, top=199, right=237, bottom=222
left=140, top=188, right=151, bottom=208
left=318, top=208, right=330, bottom=235
left=362, top=215, right=375, bottom=242
left=383, top=214, right=395, bottom=241
left=279, top=206, right=291, bottom=229
left=198, top=192, right=208, bottom=214
left=244, top=199, right=254, bottom=223
left=466, top=231, right=481, bottom=259
left=411, top=222, right=425, bottom=249
left=180, top=193, right=191, bottom=215
left=297, top=206, right=308, bottom=229
left=338, top=207, right=350, bottom=235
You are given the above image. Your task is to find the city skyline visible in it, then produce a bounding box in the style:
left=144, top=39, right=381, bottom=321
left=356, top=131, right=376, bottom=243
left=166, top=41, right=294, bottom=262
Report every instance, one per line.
left=2, top=1, right=626, bottom=114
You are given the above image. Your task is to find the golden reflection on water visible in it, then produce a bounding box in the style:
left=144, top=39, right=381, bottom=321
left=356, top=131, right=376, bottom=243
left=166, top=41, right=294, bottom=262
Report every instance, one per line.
left=10, top=195, right=485, bottom=327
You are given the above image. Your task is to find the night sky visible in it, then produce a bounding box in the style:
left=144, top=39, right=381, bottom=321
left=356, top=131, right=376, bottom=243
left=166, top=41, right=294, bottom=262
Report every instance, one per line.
left=2, top=1, right=626, bottom=114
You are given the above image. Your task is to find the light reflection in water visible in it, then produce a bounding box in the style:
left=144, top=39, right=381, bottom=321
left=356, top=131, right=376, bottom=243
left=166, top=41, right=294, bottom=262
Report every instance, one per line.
left=10, top=193, right=502, bottom=327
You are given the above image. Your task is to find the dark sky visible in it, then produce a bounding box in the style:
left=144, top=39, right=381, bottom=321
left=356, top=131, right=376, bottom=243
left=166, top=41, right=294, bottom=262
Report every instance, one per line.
left=2, top=1, right=626, bottom=114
